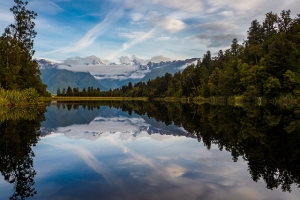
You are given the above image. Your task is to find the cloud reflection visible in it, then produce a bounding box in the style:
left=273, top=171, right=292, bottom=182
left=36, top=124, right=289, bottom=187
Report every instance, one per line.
left=48, top=143, right=126, bottom=190
left=37, top=106, right=300, bottom=199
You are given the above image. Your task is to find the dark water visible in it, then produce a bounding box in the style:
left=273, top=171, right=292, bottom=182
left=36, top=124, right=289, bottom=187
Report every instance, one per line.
left=0, top=101, right=300, bottom=200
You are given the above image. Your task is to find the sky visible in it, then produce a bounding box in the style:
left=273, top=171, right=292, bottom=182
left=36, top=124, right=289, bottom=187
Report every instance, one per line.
left=0, top=0, right=300, bottom=63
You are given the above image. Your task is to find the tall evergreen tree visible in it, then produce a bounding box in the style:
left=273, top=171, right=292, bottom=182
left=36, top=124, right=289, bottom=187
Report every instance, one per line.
left=0, top=0, right=49, bottom=96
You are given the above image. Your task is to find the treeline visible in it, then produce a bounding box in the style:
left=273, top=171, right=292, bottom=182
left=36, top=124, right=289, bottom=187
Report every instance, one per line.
left=0, top=0, right=50, bottom=98
left=57, top=86, right=104, bottom=97
left=58, top=10, right=300, bottom=100
left=57, top=82, right=137, bottom=97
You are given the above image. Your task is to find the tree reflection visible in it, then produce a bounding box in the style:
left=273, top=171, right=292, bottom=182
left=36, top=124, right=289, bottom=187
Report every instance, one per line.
left=57, top=101, right=300, bottom=192
left=52, top=101, right=300, bottom=192
left=0, top=106, right=46, bottom=199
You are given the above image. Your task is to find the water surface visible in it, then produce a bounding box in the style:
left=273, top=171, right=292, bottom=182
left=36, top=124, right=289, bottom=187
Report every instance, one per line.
left=0, top=101, right=300, bottom=199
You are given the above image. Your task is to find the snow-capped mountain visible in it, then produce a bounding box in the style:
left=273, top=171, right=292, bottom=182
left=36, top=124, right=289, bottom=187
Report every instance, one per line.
left=34, top=58, right=58, bottom=69
left=36, top=55, right=199, bottom=92
left=64, top=55, right=111, bottom=66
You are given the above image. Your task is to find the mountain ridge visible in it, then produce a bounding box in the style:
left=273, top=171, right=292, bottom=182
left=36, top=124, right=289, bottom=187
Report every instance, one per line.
left=36, top=56, right=199, bottom=92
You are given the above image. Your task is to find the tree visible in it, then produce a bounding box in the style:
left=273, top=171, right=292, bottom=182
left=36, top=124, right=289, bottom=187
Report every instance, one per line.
left=278, top=10, right=292, bottom=34
left=263, top=12, right=278, bottom=38
left=231, top=38, right=239, bottom=57
left=57, top=87, right=61, bottom=96
left=6, top=0, right=37, bottom=52
left=66, top=86, right=73, bottom=96
left=0, top=0, right=49, bottom=96
left=264, top=77, right=281, bottom=97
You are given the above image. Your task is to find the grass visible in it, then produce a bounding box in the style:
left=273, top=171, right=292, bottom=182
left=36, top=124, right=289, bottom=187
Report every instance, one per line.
left=48, top=96, right=148, bottom=101
left=0, top=88, right=40, bottom=106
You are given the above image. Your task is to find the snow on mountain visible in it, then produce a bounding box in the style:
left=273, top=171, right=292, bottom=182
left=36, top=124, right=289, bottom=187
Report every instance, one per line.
left=35, top=55, right=199, bottom=90
left=178, top=59, right=199, bottom=70
left=34, top=58, right=58, bottom=69
left=64, top=55, right=110, bottom=66
left=42, top=115, right=188, bottom=142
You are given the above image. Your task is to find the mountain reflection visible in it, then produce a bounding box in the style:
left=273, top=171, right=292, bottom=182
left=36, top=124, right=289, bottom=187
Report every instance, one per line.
left=44, top=101, right=300, bottom=192
left=2, top=101, right=298, bottom=199
left=0, top=106, right=46, bottom=199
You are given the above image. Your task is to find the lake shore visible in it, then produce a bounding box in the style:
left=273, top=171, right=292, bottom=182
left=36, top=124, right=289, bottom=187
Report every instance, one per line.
left=42, top=96, right=300, bottom=106
left=43, top=96, right=148, bottom=101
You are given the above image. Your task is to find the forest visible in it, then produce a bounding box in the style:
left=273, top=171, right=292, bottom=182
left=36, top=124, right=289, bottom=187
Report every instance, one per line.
left=0, top=0, right=50, bottom=105
left=59, top=10, right=300, bottom=101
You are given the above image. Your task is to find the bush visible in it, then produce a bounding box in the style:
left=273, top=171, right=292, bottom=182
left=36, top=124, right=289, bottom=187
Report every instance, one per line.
left=0, top=88, right=40, bottom=105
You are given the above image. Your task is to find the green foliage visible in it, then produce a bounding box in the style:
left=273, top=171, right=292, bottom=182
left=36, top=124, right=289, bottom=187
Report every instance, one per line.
left=0, top=0, right=50, bottom=97
left=0, top=88, right=40, bottom=105
left=101, top=10, right=300, bottom=100
left=55, top=10, right=300, bottom=100
left=264, top=77, right=282, bottom=97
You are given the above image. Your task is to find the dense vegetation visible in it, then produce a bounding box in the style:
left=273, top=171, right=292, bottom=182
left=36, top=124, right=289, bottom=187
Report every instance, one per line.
left=59, top=10, right=300, bottom=101
left=0, top=0, right=50, bottom=105
left=0, top=88, right=40, bottom=106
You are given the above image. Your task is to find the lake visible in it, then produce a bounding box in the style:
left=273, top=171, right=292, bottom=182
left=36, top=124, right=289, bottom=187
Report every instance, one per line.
left=0, top=101, right=300, bottom=200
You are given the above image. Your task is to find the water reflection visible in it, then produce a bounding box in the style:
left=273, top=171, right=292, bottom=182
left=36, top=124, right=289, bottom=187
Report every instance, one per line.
left=0, top=106, right=46, bottom=199
left=1, top=101, right=300, bottom=199
left=42, top=101, right=300, bottom=193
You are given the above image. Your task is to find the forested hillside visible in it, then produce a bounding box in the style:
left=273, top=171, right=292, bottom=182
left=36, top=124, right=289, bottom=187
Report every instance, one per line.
left=58, top=10, right=300, bottom=100
left=128, top=10, right=300, bottom=99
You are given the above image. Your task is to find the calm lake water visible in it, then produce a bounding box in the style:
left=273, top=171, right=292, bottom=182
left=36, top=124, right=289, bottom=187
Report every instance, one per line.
left=0, top=101, right=300, bottom=200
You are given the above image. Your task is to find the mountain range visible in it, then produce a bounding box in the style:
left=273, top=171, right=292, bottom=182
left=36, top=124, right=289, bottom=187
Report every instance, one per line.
left=38, top=59, right=107, bottom=93
left=36, top=56, right=198, bottom=94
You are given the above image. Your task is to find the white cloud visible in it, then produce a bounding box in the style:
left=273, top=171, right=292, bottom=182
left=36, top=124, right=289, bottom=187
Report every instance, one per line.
left=152, top=0, right=203, bottom=12
left=119, top=31, right=146, bottom=39
left=150, top=55, right=172, bottom=62
left=46, top=9, right=123, bottom=54
left=179, top=59, right=198, bottom=70
left=106, top=27, right=156, bottom=60
left=162, top=18, right=186, bottom=33
left=130, top=12, right=144, bottom=21
left=111, top=0, right=203, bottom=12
left=199, top=21, right=239, bottom=32
left=196, top=33, right=244, bottom=48
left=207, top=0, right=264, bottom=11
left=206, top=0, right=296, bottom=16
left=58, top=63, right=139, bottom=76
left=119, top=56, right=132, bottom=64
left=218, top=10, right=234, bottom=17
left=155, top=36, right=171, bottom=41
left=131, top=55, right=150, bottom=64
left=149, top=12, right=186, bottom=33
left=63, top=55, right=109, bottom=65
left=28, top=0, right=64, bottom=15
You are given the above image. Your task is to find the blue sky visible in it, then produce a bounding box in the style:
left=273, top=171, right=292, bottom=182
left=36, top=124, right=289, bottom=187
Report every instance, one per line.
left=0, top=0, right=299, bottom=63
